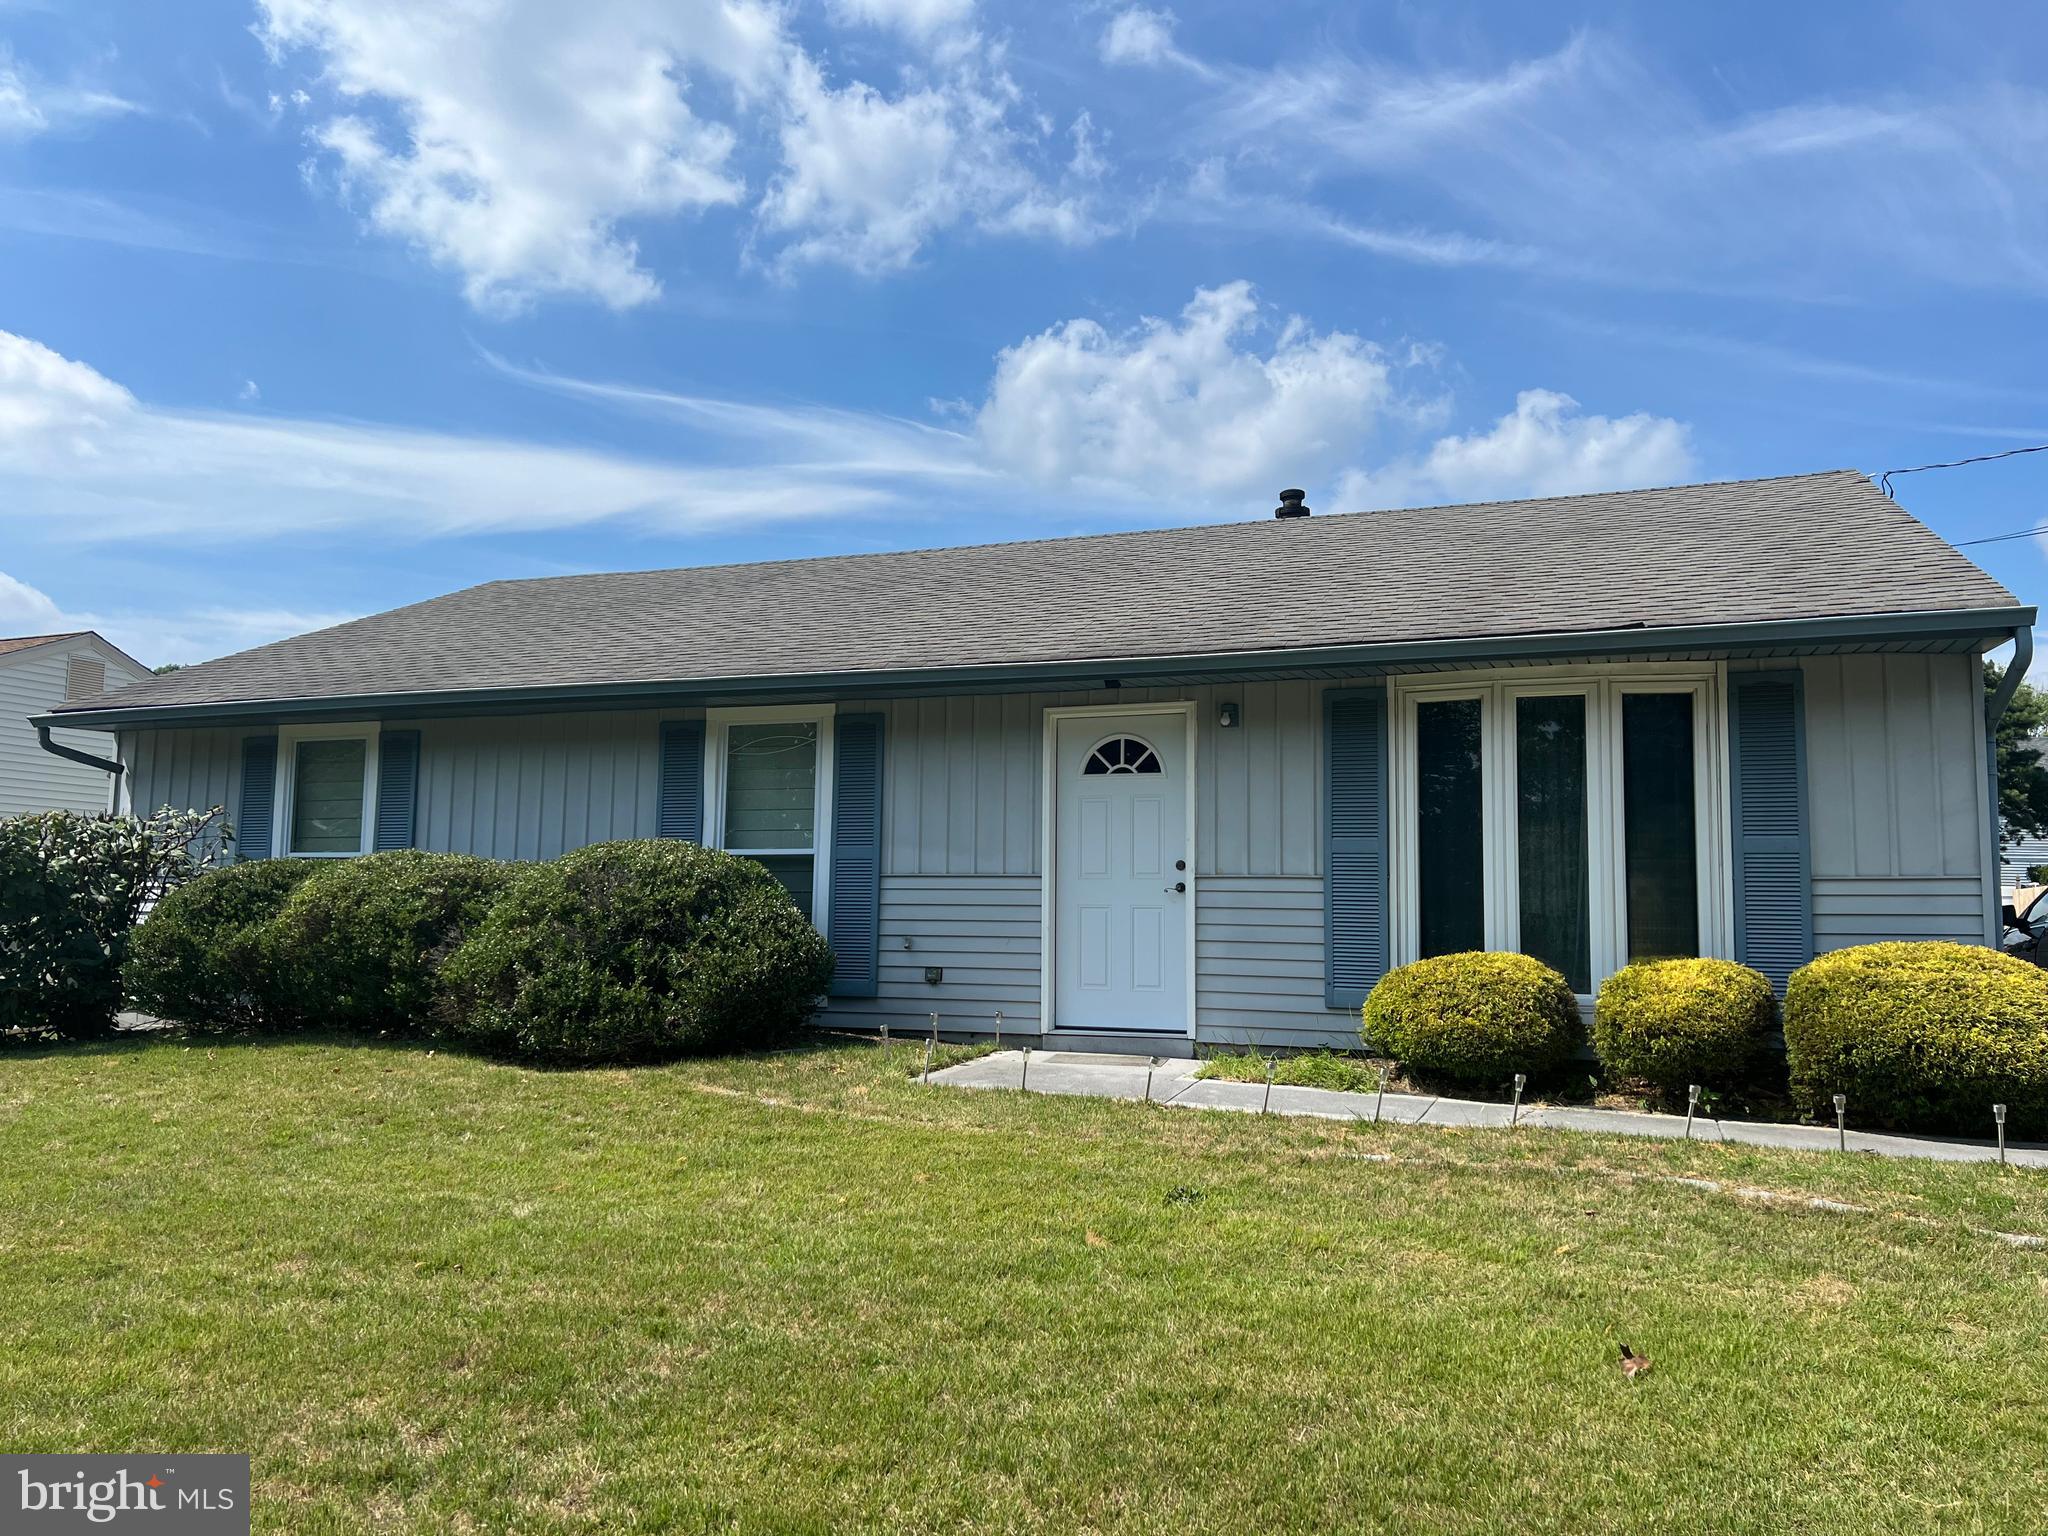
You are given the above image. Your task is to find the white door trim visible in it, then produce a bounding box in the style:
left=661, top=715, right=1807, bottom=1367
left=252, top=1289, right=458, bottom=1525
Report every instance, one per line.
left=1040, top=700, right=1198, bottom=1037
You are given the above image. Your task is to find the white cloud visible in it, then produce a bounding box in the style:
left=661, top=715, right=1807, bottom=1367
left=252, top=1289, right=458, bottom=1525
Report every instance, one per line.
left=827, top=0, right=975, bottom=42
left=1339, top=389, right=1695, bottom=510
left=1099, top=7, right=1181, bottom=69
left=975, top=281, right=1412, bottom=500
left=0, top=328, right=936, bottom=545
left=256, top=0, right=777, bottom=311
left=0, top=330, right=137, bottom=456
left=1183, top=32, right=2048, bottom=296
left=0, top=566, right=353, bottom=668
left=258, top=0, right=1098, bottom=305
left=756, top=52, right=1100, bottom=274
left=0, top=48, right=140, bottom=139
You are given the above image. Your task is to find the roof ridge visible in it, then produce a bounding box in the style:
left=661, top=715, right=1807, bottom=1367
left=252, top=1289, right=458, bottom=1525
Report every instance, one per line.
left=468, top=468, right=1874, bottom=595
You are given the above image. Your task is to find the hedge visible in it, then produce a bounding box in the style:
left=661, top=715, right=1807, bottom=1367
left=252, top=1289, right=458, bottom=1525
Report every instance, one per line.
left=124, top=858, right=324, bottom=1031
left=438, top=840, right=835, bottom=1065
left=2, top=807, right=228, bottom=1038
left=1363, top=951, right=1581, bottom=1085
left=1784, top=941, right=2048, bottom=1136
left=268, top=850, right=513, bottom=1034
left=1593, top=958, right=1777, bottom=1093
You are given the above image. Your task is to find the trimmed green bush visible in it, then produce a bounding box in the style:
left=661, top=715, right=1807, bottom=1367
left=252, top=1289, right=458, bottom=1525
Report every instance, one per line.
left=438, top=839, right=835, bottom=1065
left=268, top=850, right=514, bottom=1034
left=1784, top=941, right=2048, bottom=1136
left=1593, top=958, right=1777, bottom=1092
left=124, top=859, right=324, bottom=1030
left=2, top=807, right=229, bottom=1039
left=1363, top=952, right=1581, bottom=1084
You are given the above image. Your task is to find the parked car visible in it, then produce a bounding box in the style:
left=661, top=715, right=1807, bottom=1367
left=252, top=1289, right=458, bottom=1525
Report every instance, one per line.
left=2002, top=885, right=2048, bottom=966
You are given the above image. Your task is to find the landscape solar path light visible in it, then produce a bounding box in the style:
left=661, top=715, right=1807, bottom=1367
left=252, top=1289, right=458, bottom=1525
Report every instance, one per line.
left=1995, top=1104, right=2009, bottom=1166
left=993, top=1010, right=1003, bottom=1050
left=880, top=1019, right=890, bottom=1060
left=1144, top=1056, right=1161, bottom=1104
left=1262, top=1056, right=1278, bottom=1115
left=929, top=1011, right=940, bottom=1052
left=1375, top=1064, right=1388, bottom=1125
left=1685, top=1084, right=1701, bottom=1141
left=1511, top=1073, right=1527, bottom=1127
left=921, top=1031, right=936, bottom=1085
left=1019, top=1045, right=1031, bottom=1094
left=1834, top=1093, right=1848, bottom=1152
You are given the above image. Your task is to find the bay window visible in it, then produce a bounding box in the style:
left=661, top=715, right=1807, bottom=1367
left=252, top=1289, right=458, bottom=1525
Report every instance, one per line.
left=705, top=707, right=834, bottom=928
left=1392, top=670, right=1726, bottom=993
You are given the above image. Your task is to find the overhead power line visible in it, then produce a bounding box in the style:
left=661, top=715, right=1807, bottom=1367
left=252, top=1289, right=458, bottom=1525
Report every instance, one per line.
left=1879, top=442, right=2048, bottom=498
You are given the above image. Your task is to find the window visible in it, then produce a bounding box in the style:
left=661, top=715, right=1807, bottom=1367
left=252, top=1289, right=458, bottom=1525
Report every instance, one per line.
left=708, top=708, right=834, bottom=928
left=1393, top=672, right=1724, bottom=993
left=275, top=726, right=379, bottom=858
left=1083, top=737, right=1162, bottom=775
left=1415, top=699, right=1484, bottom=956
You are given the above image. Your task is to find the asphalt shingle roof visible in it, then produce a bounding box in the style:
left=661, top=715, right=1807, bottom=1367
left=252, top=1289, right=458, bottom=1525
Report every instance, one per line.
left=51, top=471, right=2023, bottom=718
left=0, top=632, right=86, bottom=659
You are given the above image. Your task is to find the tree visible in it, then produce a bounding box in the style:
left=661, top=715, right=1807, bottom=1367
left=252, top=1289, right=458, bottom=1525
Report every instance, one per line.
left=1986, top=661, right=2048, bottom=846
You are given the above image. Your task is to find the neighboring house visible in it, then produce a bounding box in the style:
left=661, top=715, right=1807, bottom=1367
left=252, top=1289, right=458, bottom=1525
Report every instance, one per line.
left=2, top=632, right=153, bottom=816
left=2001, top=836, right=2048, bottom=896
left=41, top=471, right=2035, bottom=1053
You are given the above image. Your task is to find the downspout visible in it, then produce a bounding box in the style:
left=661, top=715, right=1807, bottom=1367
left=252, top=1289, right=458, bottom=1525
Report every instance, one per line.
left=1987, top=624, right=2035, bottom=930
left=36, top=723, right=125, bottom=781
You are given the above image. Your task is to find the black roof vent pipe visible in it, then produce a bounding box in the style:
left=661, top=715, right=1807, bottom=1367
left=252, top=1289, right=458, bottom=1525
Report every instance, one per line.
left=1274, top=488, right=1310, bottom=519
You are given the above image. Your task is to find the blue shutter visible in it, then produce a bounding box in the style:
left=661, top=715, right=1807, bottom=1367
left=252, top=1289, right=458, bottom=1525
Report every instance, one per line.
left=1325, top=687, right=1390, bottom=1010
left=657, top=720, right=705, bottom=842
left=1729, top=669, right=1813, bottom=990
left=373, top=730, right=421, bottom=851
left=827, top=712, right=885, bottom=997
left=237, top=735, right=278, bottom=861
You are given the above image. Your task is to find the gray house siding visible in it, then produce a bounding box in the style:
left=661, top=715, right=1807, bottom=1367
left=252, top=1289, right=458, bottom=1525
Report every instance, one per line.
left=119, top=649, right=1994, bottom=1050
left=1735, top=652, right=1992, bottom=950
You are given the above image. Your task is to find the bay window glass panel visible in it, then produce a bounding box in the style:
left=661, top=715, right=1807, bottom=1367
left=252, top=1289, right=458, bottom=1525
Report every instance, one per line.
left=1416, top=698, right=1485, bottom=956
left=1515, top=695, right=1591, bottom=992
left=723, top=724, right=818, bottom=850
left=290, top=738, right=366, bottom=854
left=1622, top=693, right=1699, bottom=959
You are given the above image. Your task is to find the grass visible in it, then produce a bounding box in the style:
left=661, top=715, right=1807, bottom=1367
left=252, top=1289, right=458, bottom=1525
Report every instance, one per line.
left=4, top=1033, right=2048, bottom=1533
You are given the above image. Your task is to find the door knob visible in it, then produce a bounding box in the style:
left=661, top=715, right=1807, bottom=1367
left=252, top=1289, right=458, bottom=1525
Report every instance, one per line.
left=1166, top=881, right=1186, bottom=894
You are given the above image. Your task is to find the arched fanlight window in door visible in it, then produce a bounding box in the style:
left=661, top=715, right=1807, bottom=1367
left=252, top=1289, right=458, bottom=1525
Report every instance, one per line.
left=1083, top=736, right=1163, bottom=775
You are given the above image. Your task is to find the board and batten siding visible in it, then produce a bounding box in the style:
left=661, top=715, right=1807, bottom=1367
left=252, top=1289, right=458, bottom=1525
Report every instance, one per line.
left=1734, top=653, right=1992, bottom=949
left=116, top=649, right=1995, bottom=1046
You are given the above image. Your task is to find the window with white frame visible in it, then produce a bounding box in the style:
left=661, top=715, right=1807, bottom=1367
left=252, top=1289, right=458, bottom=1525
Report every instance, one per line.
left=1392, top=670, right=1727, bottom=993
left=706, top=707, right=834, bottom=927
left=275, top=725, right=380, bottom=858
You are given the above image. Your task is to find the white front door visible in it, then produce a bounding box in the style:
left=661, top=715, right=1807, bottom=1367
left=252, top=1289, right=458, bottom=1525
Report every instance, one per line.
left=1052, top=711, right=1190, bottom=1035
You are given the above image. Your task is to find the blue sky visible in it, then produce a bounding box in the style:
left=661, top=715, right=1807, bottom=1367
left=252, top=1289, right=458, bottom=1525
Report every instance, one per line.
left=1, top=0, right=2044, bottom=665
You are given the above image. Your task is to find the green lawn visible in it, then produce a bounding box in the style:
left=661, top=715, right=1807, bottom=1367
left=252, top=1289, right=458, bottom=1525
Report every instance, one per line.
left=4, top=1034, right=2047, bottom=1533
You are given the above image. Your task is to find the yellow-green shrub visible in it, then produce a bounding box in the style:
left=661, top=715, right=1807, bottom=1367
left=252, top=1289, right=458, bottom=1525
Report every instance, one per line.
left=1593, top=958, right=1776, bottom=1092
left=1784, top=942, right=2048, bottom=1136
left=1363, top=952, right=1580, bottom=1084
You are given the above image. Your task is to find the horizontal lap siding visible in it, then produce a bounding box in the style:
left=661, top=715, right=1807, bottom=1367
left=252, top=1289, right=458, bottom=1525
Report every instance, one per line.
left=1812, top=877, right=1988, bottom=948
left=1195, top=876, right=1356, bottom=1051
left=821, top=875, right=1041, bottom=1034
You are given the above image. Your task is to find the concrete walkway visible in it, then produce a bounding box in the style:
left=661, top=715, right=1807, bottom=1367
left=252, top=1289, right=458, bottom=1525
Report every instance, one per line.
left=928, top=1051, right=2048, bottom=1168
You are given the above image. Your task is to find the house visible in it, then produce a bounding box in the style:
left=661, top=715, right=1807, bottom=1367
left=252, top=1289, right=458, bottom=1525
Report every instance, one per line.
left=38, top=470, right=2034, bottom=1053
left=2, top=632, right=153, bottom=817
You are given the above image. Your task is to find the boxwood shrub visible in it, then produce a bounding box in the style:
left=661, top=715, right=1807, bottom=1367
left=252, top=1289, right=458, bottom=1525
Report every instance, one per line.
left=1593, top=958, right=1777, bottom=1093
left=1363, top=951, right=1581, bottom=1085
left=268, top=850, right=514, bottom=1034
left=1784, top=941, right=2048, bottom=1136
left=124, top=858, right=324, bottom=1030
left=438, top=839, right=835, bottom=1065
